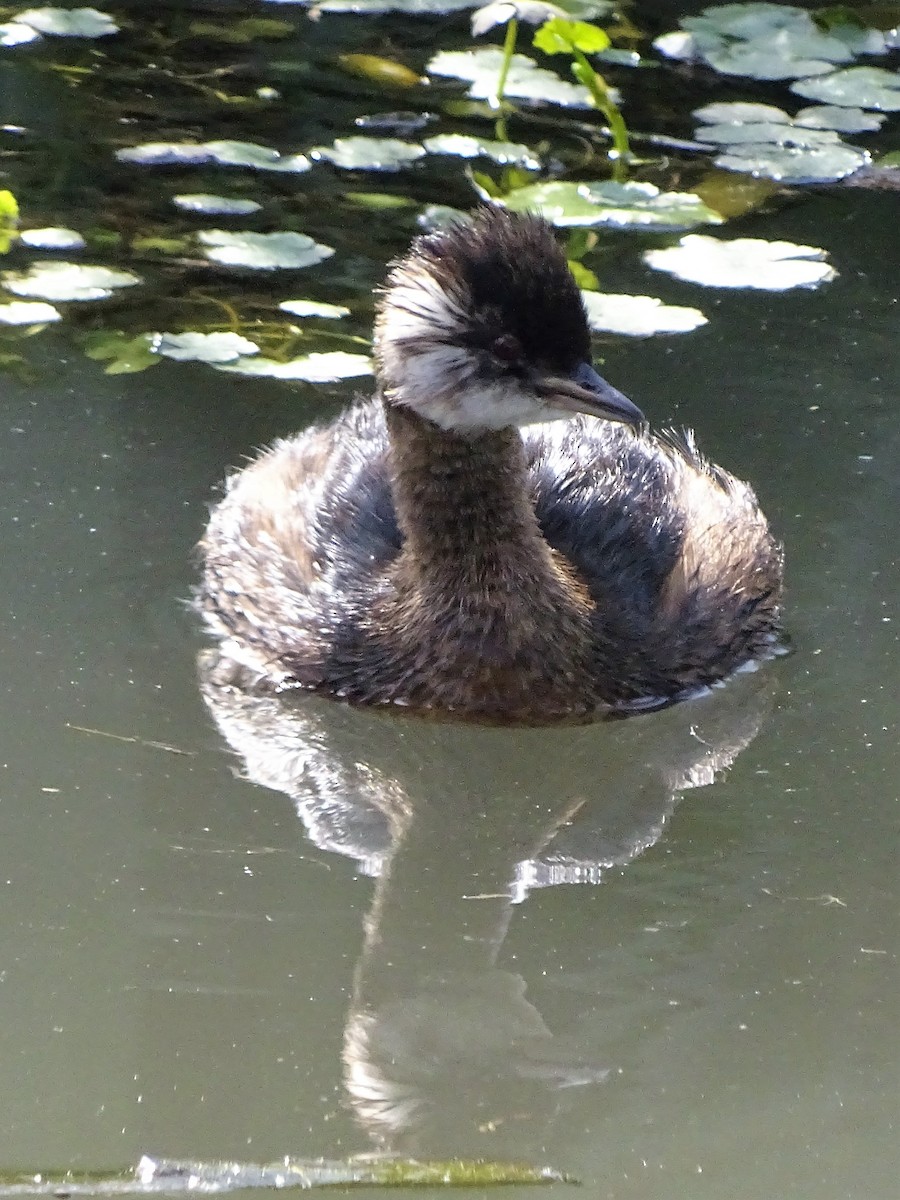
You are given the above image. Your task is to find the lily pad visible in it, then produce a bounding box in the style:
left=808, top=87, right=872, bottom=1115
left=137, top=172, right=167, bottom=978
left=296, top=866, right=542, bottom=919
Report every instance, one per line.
left=790, top=66, right=900, bottom=111
left=0, top=300, right=61, bottom=324
left=2, top=261, right=141, bottom=300
left=16, top=7, right=118, bottom=37
left=216, top=351, right=373, bottom=381
left=428, top=48, right=591, bottom=107
left=644, top=234, right=836, bottom=290
left=272, top=0, right=481, bottom=11
left=694, top=101, right=791, bottom=125
left=278, top=299, right=350, bottom=319
left=0, top=21, right=41, bottom=45
left=794, top=105, right=885, bottom=132
left=116, top=140, right=311, bottom=173
left=197, top=230, right=335, bottom=270
left=655, top=4, right=886, bottom=81
left=715, top=140, right=868, bottom=183
left=503, top=180, right=723, bottom=229
left=152, top=332, right=260, bottom=363
left=423, top=133, right=540, bottom=168
left=311, top=137, right=426, bottom=171
left=173, top=194, right=263, bottom=215
left=19, top=227, right=86, bottom=250
left=581, top=291, right=708, bottom=336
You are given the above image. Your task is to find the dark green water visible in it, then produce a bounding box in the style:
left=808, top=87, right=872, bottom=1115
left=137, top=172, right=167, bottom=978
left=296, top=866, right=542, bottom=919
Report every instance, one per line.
left=0, top=6, right=897, bottom=1199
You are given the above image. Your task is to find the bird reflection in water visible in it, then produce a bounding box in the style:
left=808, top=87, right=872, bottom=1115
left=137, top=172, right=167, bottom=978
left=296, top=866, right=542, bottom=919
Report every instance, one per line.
left=198, top=651, right=775, bottom=1158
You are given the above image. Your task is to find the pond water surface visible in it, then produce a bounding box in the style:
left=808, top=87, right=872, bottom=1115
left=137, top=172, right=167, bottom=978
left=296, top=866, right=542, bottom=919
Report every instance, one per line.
left=0, top=5, right=898, bottom=1200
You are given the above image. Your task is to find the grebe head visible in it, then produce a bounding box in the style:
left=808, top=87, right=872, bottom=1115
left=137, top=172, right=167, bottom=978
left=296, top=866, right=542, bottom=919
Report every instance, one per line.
left=373, top=206, right=644, bottom=434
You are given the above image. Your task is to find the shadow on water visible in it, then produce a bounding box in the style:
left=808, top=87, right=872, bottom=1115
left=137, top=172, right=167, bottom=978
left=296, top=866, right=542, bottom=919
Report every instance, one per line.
left=198, top=650, right=776, bottom=1159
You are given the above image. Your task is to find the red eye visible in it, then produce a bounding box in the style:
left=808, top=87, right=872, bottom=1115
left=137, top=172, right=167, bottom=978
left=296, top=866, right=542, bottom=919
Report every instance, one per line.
left=492, top=333, right=522, bottom=363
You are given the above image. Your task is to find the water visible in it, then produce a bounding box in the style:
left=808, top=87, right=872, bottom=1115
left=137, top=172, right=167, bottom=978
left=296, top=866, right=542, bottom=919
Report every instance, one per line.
left=0, top=7, right=897, bottom=1199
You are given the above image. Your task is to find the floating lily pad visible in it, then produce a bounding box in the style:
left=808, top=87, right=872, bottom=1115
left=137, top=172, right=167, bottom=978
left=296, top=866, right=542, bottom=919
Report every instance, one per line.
left=694, top=100, right=872, bottom=182
left=216, top=351, right=373, bottom=381
left=503, top=180, right=723, bottom=229
left=428, top=48, right=591, bottom=108
left=655, top=4, right=886, bottom=81
left=20, top=227, right=86, bottom=250
left=794, top=105, right=885, bottom=132
left=644, top=234, right=836, bottom=290
left=271, top=0, right=480, bottom=11
left=418, top=203, right=470, bottom=231
left=197, top=230, right=335, bottom=270
left=173, top=194, right=263, bottom=215
left=423, top=133, right=540, bottom=168
left=152, top=331, right=260, bottom=363
left=278, top=299, right=350, bottom=319
left=311, top=137, right=426, bottom=170
left=116, top=140, right=311, bottom=173
left=582, top=291, right=708, bottom=336
left=0, top=21, right=41, bottom=45
left=2, top=261, right=141, bottom=300
left=16, top=6, right=118, bottom=37
left=790, top=66, right=900, bottom=111
left=715, top=140, right=868, bottom=182
left=0, top=300, right=61, bottom=324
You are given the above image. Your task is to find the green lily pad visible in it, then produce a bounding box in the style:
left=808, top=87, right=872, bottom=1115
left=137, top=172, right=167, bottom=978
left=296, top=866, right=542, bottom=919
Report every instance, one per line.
left=2, top=261, right=141, bottom=300
left=503, top=180, right=723, bottom=229
left=715, top=140, right=868, bottom=182
left=428, top=48, right=591, bottom=107
left=278, top=300, right=350, bottom=319
left=20, top=227, right=86, bottom=250
left=644, top=234, right=836, bottom=290
left=418, top=203, right=470, bottom=231
left=790, top=66, right=900, bottom=111
left=582, top=291, right=708, bottom=336
left=152, top=331, right=260, bottom=363
left=655, top=4, right=886, bottom=81
left=83, top=331, right=159, bottom=374
left=197, top=231, right=335, bottom=270
left=311, top=137, right=426, bottom=170
left=173, top=194, right=263, bottom=215
left=794, top=105, right=885, bottom=132
left=278, top=0, right=482, bottom=12
left=0, top=21, right=41, bottom=45
left=0, top=300, right=61, bottom=324
left=216, top=351, right=373, bottom=381
left=116, top=140, right=311, bottom=173
left=423, top=133, right=540, bottom=168
left=694, top=101, right=791, bottom=125
left=16, top=7, right=118, bottom=37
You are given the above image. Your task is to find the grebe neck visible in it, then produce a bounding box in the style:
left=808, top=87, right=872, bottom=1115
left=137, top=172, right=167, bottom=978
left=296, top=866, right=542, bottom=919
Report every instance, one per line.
left=384, top=401, right=549, bottom=576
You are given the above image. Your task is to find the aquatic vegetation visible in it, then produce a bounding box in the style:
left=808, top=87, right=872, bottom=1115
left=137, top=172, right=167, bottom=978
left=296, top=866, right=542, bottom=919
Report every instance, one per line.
left=0, top=0, right=893, bottom=382
left=644, top=234, right=837, bottom=290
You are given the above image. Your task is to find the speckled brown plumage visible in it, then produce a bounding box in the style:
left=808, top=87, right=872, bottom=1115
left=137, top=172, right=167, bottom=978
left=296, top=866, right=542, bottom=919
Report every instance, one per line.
left=197, top=209, right=783, bottom=723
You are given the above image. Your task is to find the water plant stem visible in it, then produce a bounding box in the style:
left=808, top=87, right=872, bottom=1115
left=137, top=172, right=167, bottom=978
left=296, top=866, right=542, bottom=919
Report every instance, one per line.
left=493, top=16, right=518, bottom=141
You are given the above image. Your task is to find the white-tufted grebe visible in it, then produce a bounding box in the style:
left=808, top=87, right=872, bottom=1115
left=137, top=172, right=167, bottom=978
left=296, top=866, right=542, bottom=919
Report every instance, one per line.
left=197, top=207, right=783, bottom=723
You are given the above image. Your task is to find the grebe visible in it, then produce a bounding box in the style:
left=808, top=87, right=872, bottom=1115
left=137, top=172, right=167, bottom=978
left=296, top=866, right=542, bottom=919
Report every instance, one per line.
left=198, top=207, right=783, bottom=722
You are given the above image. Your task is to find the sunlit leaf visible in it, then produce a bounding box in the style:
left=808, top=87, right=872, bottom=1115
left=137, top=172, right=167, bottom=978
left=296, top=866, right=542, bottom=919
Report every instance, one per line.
left=16, top=7, right=119, bottom=37
left=581, top=291, right=708, bottom=335
left=644, top=234, right=836, bottom=290
left=2, top=261, right=141, bottom=300
left=116, top=140, right=311, bottom=173
left=344, top=192, right=416, bottom=210
left=311, top=137, right=426, bottom=170
left=428, top=48, right=592, bottom=107
left=0, top=21, right=41, bottom=45
left=216, top=351, right=373, bottom=381
left=794, top=104, right=885, bottom=131
left=0, top=300, right=61, bottom=325
left=173, top=194, right=263, bottom=215
left=533, top=17, right=610, bottom=55
left=472, top=2, right=567, bottom=36
left=337, top=54, right=423, bottom=88
left=423, top=133, right=541, bottom=168
left=694, top=101, right=792, bottom=125
left=790, top=65, right=900, bottom=110
left=278, top=300, right=350, bottom=319
left=0, top=189, right=18, bottom=254
left=503, top=180, right=723, bottom=229
left=20, top=227, right=86, bottom=250
left=152, top=331, right=260, bottom=363
left=197, top=230, right=335, bottom=270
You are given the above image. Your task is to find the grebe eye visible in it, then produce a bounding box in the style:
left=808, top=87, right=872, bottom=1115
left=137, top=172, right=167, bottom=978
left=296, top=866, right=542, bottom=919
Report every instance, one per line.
left=492, top=333, right=523, bottom=363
